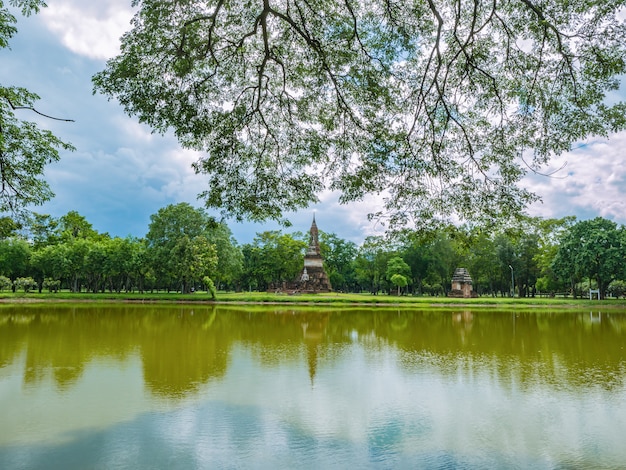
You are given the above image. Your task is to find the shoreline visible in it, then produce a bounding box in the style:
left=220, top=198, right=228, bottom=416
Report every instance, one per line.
left=1, top=294, right=625, bottom=310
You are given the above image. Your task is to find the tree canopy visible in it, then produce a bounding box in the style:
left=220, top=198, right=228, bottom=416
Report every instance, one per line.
left=553, top=217, right=626, bottom=299
left=94, top=0, right=626, bottom=228
left=0, top=1, right=74, bottom=213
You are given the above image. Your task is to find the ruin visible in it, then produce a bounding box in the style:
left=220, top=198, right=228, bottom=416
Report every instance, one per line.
left=448, top=267, right=478, bottom=298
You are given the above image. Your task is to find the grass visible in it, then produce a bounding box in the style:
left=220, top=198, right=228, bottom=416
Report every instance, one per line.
left=0, top=289, right=625, bottom=309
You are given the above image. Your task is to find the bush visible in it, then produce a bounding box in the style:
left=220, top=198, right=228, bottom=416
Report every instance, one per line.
left=14, top=277, right=37, bottom=293
left=608, top=280, right=626, bottom=299
left=0, top=275, right=11, bottom=291
left=43, top=278, right=61, bottom=293
left=203, top=276, right=217, bottom=299
left=423, top=282, right=444, bottom=296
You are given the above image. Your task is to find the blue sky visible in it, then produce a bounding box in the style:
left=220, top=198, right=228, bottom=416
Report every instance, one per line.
left=2, top=1, right=626, bottom=245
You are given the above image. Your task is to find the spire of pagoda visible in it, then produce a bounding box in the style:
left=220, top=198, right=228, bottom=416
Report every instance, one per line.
left=308, top=214, right=320, bottom=255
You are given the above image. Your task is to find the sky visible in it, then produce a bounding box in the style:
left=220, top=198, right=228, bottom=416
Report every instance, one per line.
left=2, top=1, right=626, bottom=246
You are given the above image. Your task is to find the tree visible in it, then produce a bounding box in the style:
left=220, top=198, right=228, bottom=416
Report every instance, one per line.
left=145, top=203, right=222, bottom=293
left=0, top=215, right=21, bottom=238
left=495, top=233, right=517, bottom=297
left=464, top=229, right=499, bottom=296
left=354, top=236, right=391, bottom=294
left=170, top=234, right=218, bottom=293
left=64, top=238, right=90, bottom=292
left=386, top=256, right=411, bottom=294
left=386, top=255, right=411, bottom=295
left=26, top=213, right=60, bottom=248
left=425, top=229, right=464, bottom=295
left=14, top=276, right=36, bottom=292
left=102, top=236, right=143, bottom=293
left=30, top=243, right=67, bottom=290
left=206, top=222, right=243, bottom=290
left=58, top=211, right=99, bottom=241
left=608, top=280, right=626, bottom=299
left=0, top=275, right=11, bottom=291
left=533, top=217, right=575, bottom=295
left=84, top=239, right=107, bottom=293
left=319, top=231, right=357, bottom=292
left=553, top=217, right=626, bottom=299
left=390, top=273, right=408, bottom=296
left=94, top=1, right=626, bottom=229
left=1, top=1, right=74, bottom=212
left=244, top=231, right=306, bottom=290
left=146, top=203, right=210, bottom=290
left=400, top=233, right=432, bottom=295
left=0, top=236, right=30, bottom=284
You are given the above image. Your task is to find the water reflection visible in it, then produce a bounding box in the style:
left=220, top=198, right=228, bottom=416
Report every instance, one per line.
left=1, top=306, right=625, bottom=395
left=1, top=305, right=625, bottom=469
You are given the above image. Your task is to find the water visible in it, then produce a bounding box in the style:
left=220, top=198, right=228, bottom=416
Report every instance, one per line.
left=1, top=305, right=625, bottom=469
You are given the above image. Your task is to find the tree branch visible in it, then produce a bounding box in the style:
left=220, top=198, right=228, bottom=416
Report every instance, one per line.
left=4, top=97, right=74, bottom=122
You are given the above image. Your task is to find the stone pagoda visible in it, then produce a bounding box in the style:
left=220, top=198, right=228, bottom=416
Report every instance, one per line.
left=297, top=215, right=332, bottom=293
left=448, top=267, right=478, bottom=298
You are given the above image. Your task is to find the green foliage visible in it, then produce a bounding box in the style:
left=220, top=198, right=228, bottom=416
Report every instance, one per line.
left=241, top=231, right=306, bottom=290
left=207, top=222, right=243, bottom=289
left=95, top=1, right=626, bottom=229
left=390, top=273, right=408, bottom=295
left=0, top=86, right=74, bottom=212
left=27, top=213, right=60, bottom=248
left=0, top=274, right=11, bottom=291
left=0, top=237, right=30, bottom=279
left=30, top=243, right=66, bottom=282
left=0, top=1, right=47, bottom=48
left=14, top=275, right=36, bottom=292
left=146, top=203, right=222, bottom=293
left=553, top=217, right=626, bottom=299
left=319, top=231, right=357, bottom=291
left=1, top=2, right=74, bottom=213
left=422, top=282, right=444, bottom=297
left=0, top=204, right=625, bottom=301
left=354, top=236, right=392, bottom=294
left=0, top=216, right=21, bottom=238
left=608, top=280, right=626, bottom=299
left=58, top=211, right=99, bottom=241
left=203, top=276, right=217, bottom=300
left=42, top=277, right=60, bottom=293
left=386, top=257, right=411, bottom=280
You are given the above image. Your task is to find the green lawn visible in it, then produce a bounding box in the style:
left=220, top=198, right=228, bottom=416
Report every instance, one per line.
left=0, top=290, right=625, bottom=309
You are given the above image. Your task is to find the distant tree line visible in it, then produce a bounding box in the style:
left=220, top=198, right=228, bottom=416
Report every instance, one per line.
left=1, top=207, right=625, bottom=299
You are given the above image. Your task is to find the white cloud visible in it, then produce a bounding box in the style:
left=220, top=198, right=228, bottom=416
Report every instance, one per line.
left=40, top=1, right=134, bottom=60
left=524, top=132, right=626, bottom=224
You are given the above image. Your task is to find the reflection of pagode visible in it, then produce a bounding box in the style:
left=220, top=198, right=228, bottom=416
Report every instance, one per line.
left=301, top=312, right=330, bottom=384
left=452, top=311, right=474, bottom=324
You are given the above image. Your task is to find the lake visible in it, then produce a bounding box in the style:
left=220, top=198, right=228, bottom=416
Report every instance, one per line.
left=1, top=304, right=625, bottom=469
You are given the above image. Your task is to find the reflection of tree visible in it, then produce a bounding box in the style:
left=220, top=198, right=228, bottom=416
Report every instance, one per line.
left=0, top=310, right=28, bottom=369
left=0, top=305, right=232, bottom=397
left=371, top=309, right=626, bottom=391
left=139, top=308, right=230, bottom=398
left=1, top=305, right=626, bottom=395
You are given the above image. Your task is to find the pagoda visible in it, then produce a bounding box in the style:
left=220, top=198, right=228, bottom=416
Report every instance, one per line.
left=448, top=267, right=478, bottom=298
left=298, top=215, right=332, bottom=293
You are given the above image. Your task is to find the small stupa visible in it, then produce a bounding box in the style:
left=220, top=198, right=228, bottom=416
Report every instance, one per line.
left=448, top=267, right=478, bottom=298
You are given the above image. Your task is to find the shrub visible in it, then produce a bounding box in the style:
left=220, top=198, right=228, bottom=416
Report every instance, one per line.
left=43, top=278, right=61, bottom=293
left=608, top=280, right=626, bottom=299
left=14, top=277, right=37, bottom=293
left=203, top=276, right=217, bottom=299
left=0, top=275, right=11, bottom=291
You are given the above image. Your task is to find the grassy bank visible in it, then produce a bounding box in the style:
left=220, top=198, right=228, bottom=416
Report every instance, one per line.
left=1, top=290, right=625, bottom=309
